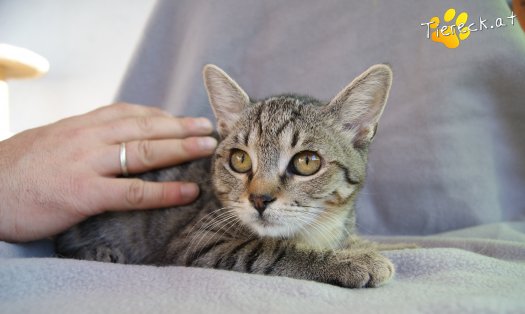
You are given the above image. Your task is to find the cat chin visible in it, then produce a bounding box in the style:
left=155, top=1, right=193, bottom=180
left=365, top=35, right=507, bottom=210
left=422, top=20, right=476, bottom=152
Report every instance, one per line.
left=249, top=223, right=295, bottom=238
left=235, top=206, right=304, bottom=238
left=243, top=217, right=299, bottom=238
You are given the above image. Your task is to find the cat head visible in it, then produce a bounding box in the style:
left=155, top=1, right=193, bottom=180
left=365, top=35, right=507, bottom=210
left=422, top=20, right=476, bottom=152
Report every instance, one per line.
left=203, top=64, right=392, bottom=242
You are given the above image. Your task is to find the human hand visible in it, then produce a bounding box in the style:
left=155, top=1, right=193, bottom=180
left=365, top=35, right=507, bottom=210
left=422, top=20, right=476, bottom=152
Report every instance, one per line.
left=0, top=103, right=217, bottom=242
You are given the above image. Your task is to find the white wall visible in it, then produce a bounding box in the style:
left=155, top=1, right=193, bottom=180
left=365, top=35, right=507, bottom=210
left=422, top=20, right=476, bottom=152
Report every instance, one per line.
left=0, top=0, right=157, bottom=134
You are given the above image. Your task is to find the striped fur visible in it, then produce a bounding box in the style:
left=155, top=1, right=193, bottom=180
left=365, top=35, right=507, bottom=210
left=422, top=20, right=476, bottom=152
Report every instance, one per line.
left=56, top=64, right=395, bottom=288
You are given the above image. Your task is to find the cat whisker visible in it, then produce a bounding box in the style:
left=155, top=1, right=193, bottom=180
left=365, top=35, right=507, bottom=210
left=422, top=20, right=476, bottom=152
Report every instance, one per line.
left=292, top=212, right=337, bottom=251
left=295, top=215, right=337, bottom=251
left=311, top=220, right=340, bottom=251
left=184, top=209, right=238, bottom=260
left=313, top=207, right=354, bottom=232
left=274, top=210, right=295, bottom=241
left=317, top=211, right=353, bottom=241
left=183, top=207, right=234, bottom=237
left=281, top=203, right=353, bottom=246
left=192, top=210, right=237, bottom=240
left=198, top=210, right=237, bottom=232
left=188, top=214, right=241, bottom=262
left=186, top=218, right=238, bottom=263
left=284, top=209, right=345, bottom=251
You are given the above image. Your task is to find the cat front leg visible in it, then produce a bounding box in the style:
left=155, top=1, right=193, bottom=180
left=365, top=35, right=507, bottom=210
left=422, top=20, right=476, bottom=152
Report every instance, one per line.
left=175, top=234, right=394, bottom=288
left=260, top=244, right=395, bottom=288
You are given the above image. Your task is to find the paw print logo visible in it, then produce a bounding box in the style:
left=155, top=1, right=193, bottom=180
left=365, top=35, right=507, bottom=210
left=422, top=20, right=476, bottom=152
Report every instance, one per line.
left=428, top=8, right=471, bottom=49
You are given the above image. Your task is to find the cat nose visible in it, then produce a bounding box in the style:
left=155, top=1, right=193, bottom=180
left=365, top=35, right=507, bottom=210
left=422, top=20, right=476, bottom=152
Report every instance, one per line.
left=248, top=194, right=276, bottom=215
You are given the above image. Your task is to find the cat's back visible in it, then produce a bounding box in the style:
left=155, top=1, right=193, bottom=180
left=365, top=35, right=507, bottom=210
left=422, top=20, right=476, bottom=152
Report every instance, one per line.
left=55, top=156, right=219, bottom=264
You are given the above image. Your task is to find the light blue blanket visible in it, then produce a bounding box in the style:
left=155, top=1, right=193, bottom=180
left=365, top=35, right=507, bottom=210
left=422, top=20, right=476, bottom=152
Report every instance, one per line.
left=1, top=223, right=525, bottom=313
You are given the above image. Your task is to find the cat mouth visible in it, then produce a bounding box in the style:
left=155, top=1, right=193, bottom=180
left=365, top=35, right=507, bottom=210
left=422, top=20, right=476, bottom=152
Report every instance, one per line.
left=255, top=216, right=275, bottom=226
left=250, top=216, right=301, bottom=239
left=251, top=214, right=282, bottom=229
left=238, top=208, right=294, bottom=237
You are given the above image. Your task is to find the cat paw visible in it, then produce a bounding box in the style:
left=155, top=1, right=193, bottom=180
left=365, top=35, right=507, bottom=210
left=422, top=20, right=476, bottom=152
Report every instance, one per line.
left=80, top=246, right=126, bottom=263
left=328, top=250, right=394, bottom=288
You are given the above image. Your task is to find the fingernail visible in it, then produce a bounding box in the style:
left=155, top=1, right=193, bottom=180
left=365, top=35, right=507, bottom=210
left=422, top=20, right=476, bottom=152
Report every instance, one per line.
left=180, top=183, right=199, bottom=202
left=194, top=118, right=213, bottom=132
left=198, top=137, right=218, bottom=151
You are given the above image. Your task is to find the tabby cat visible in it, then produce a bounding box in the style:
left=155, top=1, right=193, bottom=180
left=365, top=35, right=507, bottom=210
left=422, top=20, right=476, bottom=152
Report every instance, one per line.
left=56, top=64, right=395, bottom=288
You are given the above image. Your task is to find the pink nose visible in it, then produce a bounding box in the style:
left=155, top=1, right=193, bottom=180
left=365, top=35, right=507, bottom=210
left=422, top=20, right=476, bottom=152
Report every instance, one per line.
left=248, top=194, right=276, bottom=215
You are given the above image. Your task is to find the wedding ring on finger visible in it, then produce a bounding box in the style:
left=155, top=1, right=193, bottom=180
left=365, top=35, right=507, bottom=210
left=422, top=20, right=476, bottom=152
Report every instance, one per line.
left=120, top=142, right=129, bottom=177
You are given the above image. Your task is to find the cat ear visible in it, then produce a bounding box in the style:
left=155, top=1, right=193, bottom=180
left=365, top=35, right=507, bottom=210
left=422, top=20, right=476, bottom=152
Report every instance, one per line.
left=203, top=64, right=250, bottom=137
left=324, top=64, right=393, bottom=148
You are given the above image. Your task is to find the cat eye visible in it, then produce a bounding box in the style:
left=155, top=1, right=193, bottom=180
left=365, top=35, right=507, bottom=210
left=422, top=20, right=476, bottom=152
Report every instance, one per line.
left=290, top=151, right=321, bottom=176
left=230, top=149, right=252, bottom=173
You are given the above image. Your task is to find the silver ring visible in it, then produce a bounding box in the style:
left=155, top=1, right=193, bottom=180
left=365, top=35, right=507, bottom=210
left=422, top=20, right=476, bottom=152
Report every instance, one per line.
left=119, top=142, right=129, bottom=177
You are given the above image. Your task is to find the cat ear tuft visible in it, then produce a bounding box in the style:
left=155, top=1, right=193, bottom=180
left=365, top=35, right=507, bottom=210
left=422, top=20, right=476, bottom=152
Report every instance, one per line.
left=325, top=64, right=393, bottom=148
left=203, top=64, right=250, bottom=137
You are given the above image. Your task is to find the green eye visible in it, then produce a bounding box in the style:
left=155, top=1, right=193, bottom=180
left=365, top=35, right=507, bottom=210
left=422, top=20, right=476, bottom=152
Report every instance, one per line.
left=230, top=149, right=252, bottom=173
left=291, top=151, right=321, bottom=176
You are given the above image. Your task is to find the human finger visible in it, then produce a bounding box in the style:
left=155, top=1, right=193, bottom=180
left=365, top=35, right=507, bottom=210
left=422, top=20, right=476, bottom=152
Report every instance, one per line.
left=92, top=178, right=200, bottom=211
left=96, top=116, right=214, bottom=144
left=95, top=136, right=218, bottom=175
